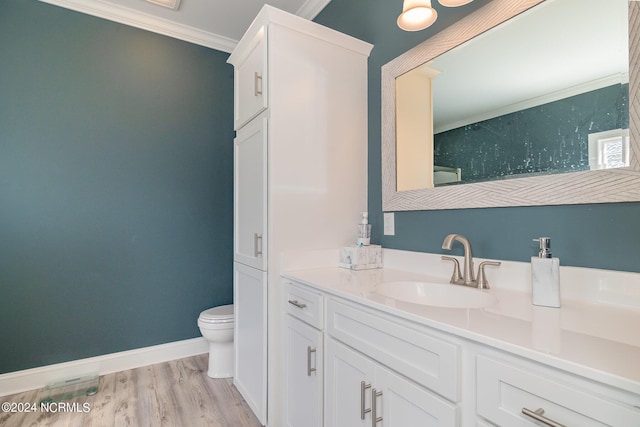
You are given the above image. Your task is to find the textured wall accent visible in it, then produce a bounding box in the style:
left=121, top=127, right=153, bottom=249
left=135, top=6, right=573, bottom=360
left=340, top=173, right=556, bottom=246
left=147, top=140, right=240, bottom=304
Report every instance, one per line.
left=382, top=0, right=640, bottom=211
left=434, top=84, right=629, bottom=184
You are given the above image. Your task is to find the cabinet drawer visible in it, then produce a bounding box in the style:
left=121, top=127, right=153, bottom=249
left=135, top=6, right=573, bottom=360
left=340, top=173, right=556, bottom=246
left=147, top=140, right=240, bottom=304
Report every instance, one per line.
left=326, top=298, right=459, bottom=402
left=285, top=281, right=324, bottom=330
left=477, top=354, right=640, bottom=426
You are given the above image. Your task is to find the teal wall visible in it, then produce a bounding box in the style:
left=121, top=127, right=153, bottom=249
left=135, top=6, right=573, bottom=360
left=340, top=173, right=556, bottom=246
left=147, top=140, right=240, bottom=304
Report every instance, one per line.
left=3, top=0, right=639, bottom=376
left=0, top=1, right=234, bottom=373
left=315, top=0, right=640, bottom=273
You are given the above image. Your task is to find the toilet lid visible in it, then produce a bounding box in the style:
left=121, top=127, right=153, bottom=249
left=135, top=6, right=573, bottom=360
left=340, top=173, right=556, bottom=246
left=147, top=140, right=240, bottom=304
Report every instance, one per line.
left=199, top=304, right=234, bottom=323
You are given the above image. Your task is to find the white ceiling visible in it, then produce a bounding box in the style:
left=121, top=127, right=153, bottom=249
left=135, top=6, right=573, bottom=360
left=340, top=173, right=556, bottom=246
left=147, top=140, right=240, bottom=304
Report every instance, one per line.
left=39, top=0, right=331, bottom=52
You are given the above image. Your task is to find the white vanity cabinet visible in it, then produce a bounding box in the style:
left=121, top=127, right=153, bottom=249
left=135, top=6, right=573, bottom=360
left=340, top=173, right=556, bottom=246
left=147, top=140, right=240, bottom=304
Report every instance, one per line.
left=324, top=298, right=459, bottom=426
left=284, top=280, right=460, bottom=427
left=284, top=282, right=324, bottom=427
left=282, top=270, right=640, bottom=427
left=325, top=338, right=457, bottom=427
left=228, top=5, right=372, bottom=425
left=326, top=298, right=460, bottom=402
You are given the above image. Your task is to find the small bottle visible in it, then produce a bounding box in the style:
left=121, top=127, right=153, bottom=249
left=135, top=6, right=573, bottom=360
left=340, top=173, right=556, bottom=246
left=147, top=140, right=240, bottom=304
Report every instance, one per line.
left=531, top=237, right=560, bottom=308
left=357, top=212, right=372, bottom=247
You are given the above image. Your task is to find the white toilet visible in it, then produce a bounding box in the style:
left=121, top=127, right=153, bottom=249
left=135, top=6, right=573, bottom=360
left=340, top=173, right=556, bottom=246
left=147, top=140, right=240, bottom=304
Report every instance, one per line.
left=197, top=304, right=234, bottom=378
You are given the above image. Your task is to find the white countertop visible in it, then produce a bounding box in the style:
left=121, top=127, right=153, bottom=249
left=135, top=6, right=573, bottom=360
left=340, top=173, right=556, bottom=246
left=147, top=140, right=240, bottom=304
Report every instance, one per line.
left=282, top=265, right=640, bottom=395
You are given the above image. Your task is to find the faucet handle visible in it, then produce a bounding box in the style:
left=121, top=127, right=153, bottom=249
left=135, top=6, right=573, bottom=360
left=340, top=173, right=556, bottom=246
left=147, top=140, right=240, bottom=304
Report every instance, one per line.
left=477, top=261, right=501, bottom=290
left=441, top=256, right=463, bottom=285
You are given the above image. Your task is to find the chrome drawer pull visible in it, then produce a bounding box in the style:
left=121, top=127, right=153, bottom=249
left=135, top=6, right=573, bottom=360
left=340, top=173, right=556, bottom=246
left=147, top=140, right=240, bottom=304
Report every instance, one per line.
left=522, top=407, right=566, bottom=427
left=287, top=300, right=307, bottom=309
left=307, top=346, right=316, bottom=376
left=254, top=72, right=263, bottom=96
left=360, top=381, right=371, bottom=420
left=371, top=388, right=383, bottom=426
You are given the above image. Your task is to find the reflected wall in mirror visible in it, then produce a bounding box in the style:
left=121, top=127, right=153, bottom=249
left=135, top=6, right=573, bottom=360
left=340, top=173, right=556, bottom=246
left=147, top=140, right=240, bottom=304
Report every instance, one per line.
left=398, top=0, right=629, bottom=189
left=382, top=0, right=640, bottom=211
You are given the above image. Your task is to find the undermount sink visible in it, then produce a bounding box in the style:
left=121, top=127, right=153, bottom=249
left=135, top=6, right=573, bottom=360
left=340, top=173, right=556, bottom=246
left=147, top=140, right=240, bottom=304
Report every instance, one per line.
left=375, top=281, right=497, bottom=309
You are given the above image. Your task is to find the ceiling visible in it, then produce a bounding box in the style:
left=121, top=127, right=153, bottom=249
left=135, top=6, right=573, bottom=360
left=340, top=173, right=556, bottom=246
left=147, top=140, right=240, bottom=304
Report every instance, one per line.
left=38, top=0, right=331, bottom=53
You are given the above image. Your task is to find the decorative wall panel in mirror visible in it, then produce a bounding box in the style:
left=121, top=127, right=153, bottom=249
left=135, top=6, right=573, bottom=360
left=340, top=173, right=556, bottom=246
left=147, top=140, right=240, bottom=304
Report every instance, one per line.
left=382, top=0, right=640, bottom=211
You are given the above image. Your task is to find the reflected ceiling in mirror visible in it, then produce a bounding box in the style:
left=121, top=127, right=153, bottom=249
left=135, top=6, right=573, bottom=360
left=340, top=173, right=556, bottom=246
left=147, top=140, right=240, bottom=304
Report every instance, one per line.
left=382, top=0, right=640, bottom=211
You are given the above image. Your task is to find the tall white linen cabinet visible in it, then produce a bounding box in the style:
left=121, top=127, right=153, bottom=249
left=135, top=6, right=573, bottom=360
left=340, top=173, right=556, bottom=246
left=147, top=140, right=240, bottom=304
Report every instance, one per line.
left=227, top=6, right=372, bottom=426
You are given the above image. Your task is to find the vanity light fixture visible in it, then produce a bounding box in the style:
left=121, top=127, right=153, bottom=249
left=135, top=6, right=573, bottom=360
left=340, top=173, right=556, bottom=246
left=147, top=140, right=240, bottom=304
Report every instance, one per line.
left=398, top=0, right=474, bottom=31
left=398, top=0, right=438, bottom=31
left=145, top=0, right=182, bottom=10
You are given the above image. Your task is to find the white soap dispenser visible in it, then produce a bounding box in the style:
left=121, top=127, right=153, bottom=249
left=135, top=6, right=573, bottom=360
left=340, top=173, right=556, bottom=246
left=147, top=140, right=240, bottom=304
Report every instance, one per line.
left=357, top=212, right=371, bottom=246
left=531, top=237, right=561, bottom=308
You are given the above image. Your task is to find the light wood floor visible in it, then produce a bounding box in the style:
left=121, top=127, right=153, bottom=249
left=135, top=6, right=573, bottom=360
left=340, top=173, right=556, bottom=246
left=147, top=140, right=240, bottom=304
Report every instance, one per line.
left=0, top=354, right=261, bottom=427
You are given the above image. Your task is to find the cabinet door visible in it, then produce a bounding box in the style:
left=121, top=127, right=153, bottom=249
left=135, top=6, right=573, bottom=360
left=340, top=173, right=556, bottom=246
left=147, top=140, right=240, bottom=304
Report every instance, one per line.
left=325, top=338, right=376, bottom=427
left=234, top=262, right=267, bottom=425
left=235, top=26, right=268, bottom=130
left=285, top=315, right=323, bottom=427
left=234, top=116, right=267, bottom=270
left=375, top=366, right=458, bottom=427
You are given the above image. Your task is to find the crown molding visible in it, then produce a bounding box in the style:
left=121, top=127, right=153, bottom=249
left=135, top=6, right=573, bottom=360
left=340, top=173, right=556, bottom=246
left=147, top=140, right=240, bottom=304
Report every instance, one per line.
left=297, top=0, right=331, bottom=20
left=39, top=0, right=331, bottom=53
left=39, top=0, right=237, bottom=52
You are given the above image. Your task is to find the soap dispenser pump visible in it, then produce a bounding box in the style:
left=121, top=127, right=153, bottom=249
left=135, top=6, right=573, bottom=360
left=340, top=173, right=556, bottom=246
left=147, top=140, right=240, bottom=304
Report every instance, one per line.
left=357, top=212, right=371, bottom=246
left=531, top=237, right=560, bottom=308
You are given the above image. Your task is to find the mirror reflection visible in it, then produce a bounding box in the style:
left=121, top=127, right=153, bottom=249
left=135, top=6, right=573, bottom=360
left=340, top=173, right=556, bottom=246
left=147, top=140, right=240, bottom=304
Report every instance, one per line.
left=395, top=0, right=629, bottom=191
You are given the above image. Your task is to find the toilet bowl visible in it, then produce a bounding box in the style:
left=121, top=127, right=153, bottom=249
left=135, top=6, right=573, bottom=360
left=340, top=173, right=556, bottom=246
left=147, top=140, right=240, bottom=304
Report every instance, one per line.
left=197, top=304, right=234, bottom=378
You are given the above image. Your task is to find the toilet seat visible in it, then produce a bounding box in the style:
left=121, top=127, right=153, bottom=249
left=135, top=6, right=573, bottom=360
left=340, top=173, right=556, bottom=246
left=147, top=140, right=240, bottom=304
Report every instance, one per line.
left=199, top=304, right=234, bottom=324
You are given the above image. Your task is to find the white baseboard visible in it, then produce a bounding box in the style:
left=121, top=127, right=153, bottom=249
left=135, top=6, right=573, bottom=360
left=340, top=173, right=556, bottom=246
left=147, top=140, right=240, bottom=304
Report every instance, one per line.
left=0, top=337, right=208, bottom=397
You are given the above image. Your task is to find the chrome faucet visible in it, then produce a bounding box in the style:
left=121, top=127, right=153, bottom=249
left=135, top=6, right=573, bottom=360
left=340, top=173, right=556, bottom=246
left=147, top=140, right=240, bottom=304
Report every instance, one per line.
left=442, top=234, right=475, bottom=286
left=441, top=234, right=501, bottom=289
